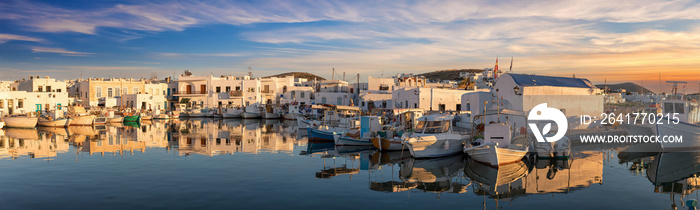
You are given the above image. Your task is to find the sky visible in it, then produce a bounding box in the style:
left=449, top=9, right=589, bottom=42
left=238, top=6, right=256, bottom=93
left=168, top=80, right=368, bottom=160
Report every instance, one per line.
left=0, top=0, right=698, bottom=94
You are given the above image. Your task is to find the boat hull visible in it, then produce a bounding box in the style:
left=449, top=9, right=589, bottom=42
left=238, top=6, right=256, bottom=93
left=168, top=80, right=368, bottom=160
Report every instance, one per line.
left=69, top=115, right=95, bottom=126
left=334, top=135, right=373, bottom=146
left=38, top=118, right=69, bottom=127
left=123, top=115, right=141, bottom=122
left=657, top=121, right=700, bottom=151
left=242, top=112, right=260, bottom=119
left=263, top=112, right=280, bottom=119
left=406, top=137, right=465, bottom=158
left=464, top=143, right=528, bottom=166
left=4, top=116, right=38, bottom=128
left=189, top=113, right=206, bottom=118
left=283, top=113, right=297, bottom=120
left=308, top=127, right=336, bottom=141
left=371, top=137, right=406, bottom=151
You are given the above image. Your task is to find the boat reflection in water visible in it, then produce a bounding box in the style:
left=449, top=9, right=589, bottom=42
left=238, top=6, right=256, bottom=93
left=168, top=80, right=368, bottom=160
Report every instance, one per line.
left=303, top=142, right=374, bottom=179
left=647, top=151, right=700, bottom=209
left=368, top=152, right=468, bottom=195
left=0, top=128, right=69, bottom=160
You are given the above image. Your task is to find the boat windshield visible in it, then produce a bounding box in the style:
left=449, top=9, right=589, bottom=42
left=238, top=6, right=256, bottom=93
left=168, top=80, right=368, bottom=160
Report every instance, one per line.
left=414, top=120, right=450, bottom=133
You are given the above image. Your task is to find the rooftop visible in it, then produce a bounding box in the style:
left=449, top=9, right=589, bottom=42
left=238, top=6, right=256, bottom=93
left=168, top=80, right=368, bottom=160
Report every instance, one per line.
left=508, top=73, right=596, bottom=89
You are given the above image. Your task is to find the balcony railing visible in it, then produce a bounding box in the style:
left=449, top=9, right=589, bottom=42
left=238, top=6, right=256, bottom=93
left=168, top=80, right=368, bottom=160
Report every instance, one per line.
left=174, top=91, right=206, bottom=95
left=229, top=91, right=243, bottom=97
left=262, top=90, right=273, bottom=94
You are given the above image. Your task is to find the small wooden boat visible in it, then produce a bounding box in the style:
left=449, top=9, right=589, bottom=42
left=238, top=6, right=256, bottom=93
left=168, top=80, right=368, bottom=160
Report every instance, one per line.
left=38, top=117, right=69, bottom=127
left=69, top=114, right=96, bottom=126
left=3, top=115, right=39, bottom=128
left=141, top=115, right=153, bottom=120
left=123, top=115, right=141, bottom=122
left=464, top=123, right=529, bottom=166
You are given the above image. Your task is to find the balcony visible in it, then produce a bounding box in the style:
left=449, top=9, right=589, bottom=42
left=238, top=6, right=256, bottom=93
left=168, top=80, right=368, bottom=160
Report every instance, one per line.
left=262, top=90, right=273, bottom=95
left=229, top=91, right=243, bottom=97
left=174, top=91, right=207, bottom=96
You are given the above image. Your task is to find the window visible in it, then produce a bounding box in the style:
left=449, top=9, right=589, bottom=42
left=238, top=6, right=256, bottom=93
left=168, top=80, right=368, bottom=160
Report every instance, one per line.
left=664, top=103, right=673, bottom=113
left=322, top=97, right=326, bottom=104
left=57, top=89, right=61, bottom=93
left=0, top=99, right=3, bottom=108
left=96, top=87, right=102, bottom=98
left=46, top=86, right=51, bottom=92
left=225, top=86, right=231, bottom=92
left=17, top=99, right=23, bottom=108
left=439, top=104, right=445, bottom=111
left=216, top=86, right=221, bottom=93
left=466, top=102, right=470, bottom=111
left=248, top=88, right=255, bottom=93
left=414, top=120, right=449, bottom=133
left=123, top=87, right=128, bottom=95
left=235, top=86, right=240, bottom=91
left=337, top=97, right=342, bottom=105
left=134, top=88, right=139, bottom=94
left=115, top=88, right=121, bottom=97
left=38, top=86, right=43, bottom=92
left=456, top=104, right=461, bottom=110
left=300, top=92, right=305, bottom=98
left=379, top=85, right=389, bottom=91
left=675, top=103, right=685, bottom=114
left=414, top=103, right=417, bottom=108
left=107, top=88, right=113, bottom=97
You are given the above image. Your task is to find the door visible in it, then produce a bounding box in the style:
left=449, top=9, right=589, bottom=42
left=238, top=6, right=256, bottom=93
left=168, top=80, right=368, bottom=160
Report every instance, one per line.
left=35, top=104, right=42, bottom=112
left=186, top=85, right=192, bottom=94
left=200, top=85, right=206, bottom=94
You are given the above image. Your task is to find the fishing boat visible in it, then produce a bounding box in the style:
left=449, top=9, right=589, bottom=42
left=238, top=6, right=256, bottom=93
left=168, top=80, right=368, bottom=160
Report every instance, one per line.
left=283, top=104, right=301, bottom=120
left=123, top=114, right=141, bottom=122
left=262, top=105, right=282, bottom=119
left=404, top=113, right=468, bottom=158
left=464, top=123, right=529, bottom=166
left=3, top=114, right=39, bottom=128
left=223, top=107, right=244, bottom=118
left=108, top=116, right=123, bottom=123
left=67, top=106, right=95, bottom=126
left=333, top=116, right=381, bottom=146
left=188, top=109, right=206, bottom=118
left=141, top=114, right=153, bottom=121
left=242, top=105, right=263, bottom=119
left=464, top=158, right=529, bottom=198
left=38, top=117, right=69, bottom=127
left=307, top=105, right=360, bottom=141
left=152, top=110, right=170, bottom=119
left=370, top=109, right=424, bottom=151
left=654, top=82, right=700, bottom=151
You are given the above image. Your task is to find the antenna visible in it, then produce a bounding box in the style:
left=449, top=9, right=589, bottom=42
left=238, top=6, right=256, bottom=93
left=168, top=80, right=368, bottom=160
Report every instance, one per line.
left=666, top=81, right=687, bottom=96
left=248, top=67, right=252, bottom=77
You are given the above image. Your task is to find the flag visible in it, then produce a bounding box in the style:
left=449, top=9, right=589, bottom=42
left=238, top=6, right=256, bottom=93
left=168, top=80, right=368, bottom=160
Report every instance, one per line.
left=494, top=57, right=499, bottom=78
left=509, top=57, right=513, bottom=72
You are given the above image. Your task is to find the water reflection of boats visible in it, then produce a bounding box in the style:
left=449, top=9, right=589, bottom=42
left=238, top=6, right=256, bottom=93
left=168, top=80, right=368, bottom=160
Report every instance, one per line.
left=370, top=150, right=411, bottom=166
left=301, top=142, right=335, bottom=156
left=400, top=154, right=468, bottom=193
left=38, top=127, right=69, bottom=137
left=465, top=158, right=528, bottom=199
left=647, top=151, right=700, bottom=209
left=4, top=128, right=40, bottom=140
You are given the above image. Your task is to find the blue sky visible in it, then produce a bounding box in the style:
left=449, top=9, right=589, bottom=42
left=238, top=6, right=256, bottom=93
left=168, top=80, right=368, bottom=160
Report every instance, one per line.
left=1, top=0, right=699, bottom=93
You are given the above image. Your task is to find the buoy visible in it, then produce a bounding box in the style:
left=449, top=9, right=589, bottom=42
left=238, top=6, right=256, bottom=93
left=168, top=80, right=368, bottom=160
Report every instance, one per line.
left=443, top=140, right=449, bottom=150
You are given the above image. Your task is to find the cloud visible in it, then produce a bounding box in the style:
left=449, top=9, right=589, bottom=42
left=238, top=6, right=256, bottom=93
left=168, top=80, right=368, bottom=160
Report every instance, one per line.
left=31, top=47, right=94, bottom=56
left=0, top=33, right=44, bottom=44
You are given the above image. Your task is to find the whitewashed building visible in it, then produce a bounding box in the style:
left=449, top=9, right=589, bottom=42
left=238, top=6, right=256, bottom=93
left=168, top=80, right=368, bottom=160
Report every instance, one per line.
left=280, top=86, right=314, bottom=104
left=314, top=80, right=354, bottom=106
left=392, top=87, right=469, bottom=111
left=0, top=91, right=69, bottom=115
left=119, top=93, right=167, bottom=110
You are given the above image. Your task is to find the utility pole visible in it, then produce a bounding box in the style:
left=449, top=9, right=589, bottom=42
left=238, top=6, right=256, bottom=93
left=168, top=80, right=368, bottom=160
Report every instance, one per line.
left=332, top=68, right=335, bottom=80
left=343, top=72, right=345, bottom=81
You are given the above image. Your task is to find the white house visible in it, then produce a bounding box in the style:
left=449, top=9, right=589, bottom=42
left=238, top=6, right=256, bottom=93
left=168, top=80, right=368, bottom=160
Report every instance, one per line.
left=491, top=73, right=604, bottom=129
left=392, top=87, right=470, bottom=111
left=119, top=93, right=167, bottom=111
left=280, top=86, right=314, bottom=104
left=314, top=80, right=355, bottom=106
left=0, top=91, right=69, bottom=116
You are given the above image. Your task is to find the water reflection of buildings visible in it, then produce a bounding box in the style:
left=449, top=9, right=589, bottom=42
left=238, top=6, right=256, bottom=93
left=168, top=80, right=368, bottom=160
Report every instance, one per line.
left=311, top=145, right=373, bottom=179
left=80, top=126, right=146, bottom=156
left=0, top=128, right=69, bottom=159
left=173, top=119, right=295, bottom=156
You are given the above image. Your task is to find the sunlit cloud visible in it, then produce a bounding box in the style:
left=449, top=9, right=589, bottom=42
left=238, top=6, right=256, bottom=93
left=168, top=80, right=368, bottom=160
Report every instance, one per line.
left=0, top=33, right=44, bottom=44
left=31, top=47, right=94, bottom=56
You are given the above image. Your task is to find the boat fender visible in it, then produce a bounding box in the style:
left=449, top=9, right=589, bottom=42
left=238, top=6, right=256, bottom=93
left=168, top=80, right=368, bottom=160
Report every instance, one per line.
left=688, top=200, right=697, bottom=210
left=443, top=140, right=449, bottom=151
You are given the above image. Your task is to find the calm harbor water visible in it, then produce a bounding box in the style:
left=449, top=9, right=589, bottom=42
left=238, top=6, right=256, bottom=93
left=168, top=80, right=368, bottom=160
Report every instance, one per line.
left=0, top=119, right=696, bottom=210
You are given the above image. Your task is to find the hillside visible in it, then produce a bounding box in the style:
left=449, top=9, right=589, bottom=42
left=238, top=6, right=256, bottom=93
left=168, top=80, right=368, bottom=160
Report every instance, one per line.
left=595, top=82, right=655, bottom=94
left=416, top=69, right=483, bottom=81
left=264, top=72, right=325, bottom=81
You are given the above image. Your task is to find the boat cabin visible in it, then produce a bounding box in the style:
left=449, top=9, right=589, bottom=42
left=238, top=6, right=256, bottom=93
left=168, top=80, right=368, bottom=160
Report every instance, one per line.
left=414, top=114, right=453, bottom=134
left=662, top=100, right=700, bottom=124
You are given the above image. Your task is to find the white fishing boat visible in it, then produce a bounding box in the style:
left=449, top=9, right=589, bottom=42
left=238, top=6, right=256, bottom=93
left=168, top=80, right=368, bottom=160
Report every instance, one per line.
left=69, top=114, right=95, bottom=126
left=141, top=114, right=153, bottom=121
left=464, top=123, right=529, bottom=166
left=263, top=112, right=280, bottom=119
left=404, top=113, right=468, bottom=158
left=152, top=110, right=170, bottom=119
left=655, top=82, right=700, bottom=151
left=223, top=107, right=243, bottom=118
left=108, top=116, right=123, bottom=123
left=174, top=104, right=186, bottom=118
left=68, top=106, right=95, bottom=126
left=283, top=104, right=301, bottom=120
left=189, top=109, right=206, bottom=118
left=3, top=114, right=39, bottom=128
left=38, top=117, right=69, bottom=127
left=242, top=105, right=263, bottom=119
